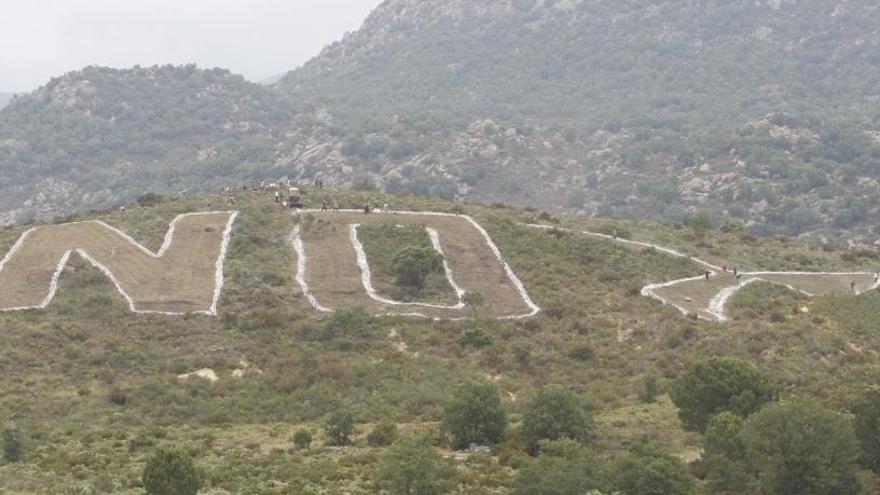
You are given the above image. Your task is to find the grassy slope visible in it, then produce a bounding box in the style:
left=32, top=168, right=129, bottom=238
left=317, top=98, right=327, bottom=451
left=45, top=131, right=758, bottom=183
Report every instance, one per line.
left=1, top=189, right=879, bottom=492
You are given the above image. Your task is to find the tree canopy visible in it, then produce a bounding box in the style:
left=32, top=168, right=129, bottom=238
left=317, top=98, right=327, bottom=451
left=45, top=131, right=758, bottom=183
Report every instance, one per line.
left=670, top=358, right=777, bottom=431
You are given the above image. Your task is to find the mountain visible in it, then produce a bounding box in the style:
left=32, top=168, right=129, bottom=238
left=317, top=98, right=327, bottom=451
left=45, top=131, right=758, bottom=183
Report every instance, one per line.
left=0, top=93, right=13, bottom=110
left=3, top=188, right=880, bottom=492
left=0, top=65, right=294, bottom=224
left=3, top=0, right=880, bottom=243
left=276, top=0, right=880, bottom=242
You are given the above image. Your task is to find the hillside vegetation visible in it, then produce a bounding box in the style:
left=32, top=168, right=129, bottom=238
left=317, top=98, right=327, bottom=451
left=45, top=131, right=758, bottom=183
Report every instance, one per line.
left=2, top=189, right=880, bottom=492
left=3, top=1, right=880, bottom=243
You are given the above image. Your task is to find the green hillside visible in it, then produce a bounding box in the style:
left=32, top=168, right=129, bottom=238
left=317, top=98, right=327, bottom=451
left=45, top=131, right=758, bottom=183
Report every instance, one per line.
left=2, top=189, right=880, bottom=493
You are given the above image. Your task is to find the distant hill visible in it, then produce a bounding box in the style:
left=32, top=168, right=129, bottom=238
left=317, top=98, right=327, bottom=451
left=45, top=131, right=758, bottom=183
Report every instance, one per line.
left=3, top=0, right=880, bottom=244
left=0, top=93, right=13, bottom=109
left=0, top=65, right=293, bottom=225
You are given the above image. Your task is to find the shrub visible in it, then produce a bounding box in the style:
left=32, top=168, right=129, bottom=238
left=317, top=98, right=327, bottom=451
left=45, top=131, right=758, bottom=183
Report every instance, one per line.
left=293, top=429, right=312, bottom=450
left=513, top=439, right=597, bottom=495
left=324, top=410, right=355, bottom=446
left=442, top=382, right=507, bottom=450
left=142, top=447, right=202, bottom=495
left=638, top=372, right=660, bottom=404
left=852, top=387, right=880, bottom=471
left=2, top=428, right=22, bottom=463
left=607, top=447, right=695, bottom=495
left=568, top=344, right=595, bottom=361
left=391, top=246, right=444, bottom=290
left=367, top=422, right=399, bottom=447
left=109, top=388, right=129, bottom=406
left=742, top=402, right=860, bottom=495
left=376, top=435, right=453, bottom=495
left=136, top=193, right=165, bottom=207
left=321, top=307, right=372, bottom=341
left=459, top=327, right=494, bottom=348
left=670, top=358, right=776, bottom=431
left=522, top=386, right=590, bottom=454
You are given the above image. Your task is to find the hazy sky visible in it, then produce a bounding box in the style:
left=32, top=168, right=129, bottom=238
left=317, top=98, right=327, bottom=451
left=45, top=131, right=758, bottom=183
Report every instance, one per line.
left=1, top=0, right=383, bottom=92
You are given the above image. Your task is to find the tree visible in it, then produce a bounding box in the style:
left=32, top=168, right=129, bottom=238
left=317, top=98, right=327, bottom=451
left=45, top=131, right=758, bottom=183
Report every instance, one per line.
left=853, top=386, right=880, bottom=471
left=375, top=435, right=453, bottom=495
left=391, top=246, right=444, bottom=290
left=702, top=412, right=751, bottom=493
left=522, top=386, right=590, bottom=454
left=513, top=439, right=597, bottom=495
left=142, top=447, right=202, bottom=495
left=670, top=358, right=776, bottom=431
left=442, top=382, right=507, bottom=449
left=607, top=447, right=695, bottom=495
left=293, top=428, right=312, bottom=450
left=2, top=428, right=22, bottom=463
left=742, top=402, right=861, bottom=495
left=324, top=410, right=355, bottom=446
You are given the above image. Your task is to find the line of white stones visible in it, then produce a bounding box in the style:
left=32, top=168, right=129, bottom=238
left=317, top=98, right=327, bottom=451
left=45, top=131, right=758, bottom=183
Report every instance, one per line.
left=524, top=222, right=880, bottom=322
left=293, top=210, right=541, bottom=319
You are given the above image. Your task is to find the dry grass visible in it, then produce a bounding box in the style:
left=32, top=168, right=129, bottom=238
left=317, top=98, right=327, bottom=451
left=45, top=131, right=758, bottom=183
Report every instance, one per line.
left=0, top=212, right=234, bottom=313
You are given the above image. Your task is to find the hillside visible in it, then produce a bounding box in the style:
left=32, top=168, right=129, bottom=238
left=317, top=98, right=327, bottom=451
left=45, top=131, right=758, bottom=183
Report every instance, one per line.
left=3, top=189, right=880, bottom=492
left=0, top=65, right=293, bottom=225
left=276, top=0, right=880, bottom=242
left=3, top=0, right=880, bottom=242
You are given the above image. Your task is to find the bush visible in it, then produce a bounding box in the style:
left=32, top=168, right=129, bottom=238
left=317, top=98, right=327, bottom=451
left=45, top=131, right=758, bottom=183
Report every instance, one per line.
left=607, top=447, right=695, bottom=495
left=442, top=382, right=507, bottom=450
left=522, top=386, right=590, bottom=454
left=513, top=439, right=597, bottom=495
left=2, top=428, right=22, bottom=463
left=324, top=410, right=356, bottom=447
left=376, top=435, right=453, bottom=495
left=367, top=422, right=399, bottom=447
left=670, top=358, right=776, bottom=431
left=568, top=344, right=594, bottom=361
left=742, top=402, right=861, bottom=495
left=321, top=307, right=372, bottom=341
left=142, top=447, right=202, bottom=495
left=459, top=327, right=494, bottom=348
left=292, top=429, right=312, bottom=450
left=391, top=246, right=444, bottom=290
left=109, top=388, right=129, bottom=406
left=638, top=372, right=660, bottom=404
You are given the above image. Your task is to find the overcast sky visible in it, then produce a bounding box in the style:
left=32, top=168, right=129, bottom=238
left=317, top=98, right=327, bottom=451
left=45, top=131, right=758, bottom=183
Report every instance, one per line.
left=1, top=0, right=383, bottom=92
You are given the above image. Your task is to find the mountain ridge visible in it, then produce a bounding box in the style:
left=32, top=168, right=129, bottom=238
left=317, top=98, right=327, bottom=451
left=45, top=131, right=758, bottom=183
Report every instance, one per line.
left=2, top=0, right=880, bottom=244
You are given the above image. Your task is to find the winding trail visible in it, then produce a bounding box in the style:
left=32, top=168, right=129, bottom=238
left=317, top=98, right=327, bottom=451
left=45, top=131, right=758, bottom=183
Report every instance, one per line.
left=524, top=223, right=880, bottom=322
